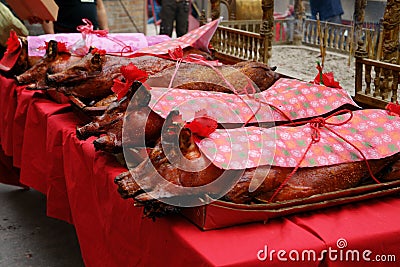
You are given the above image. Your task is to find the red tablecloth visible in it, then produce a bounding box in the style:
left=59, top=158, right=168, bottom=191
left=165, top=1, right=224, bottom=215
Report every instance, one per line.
left=1, top=75, right=400, bottom=266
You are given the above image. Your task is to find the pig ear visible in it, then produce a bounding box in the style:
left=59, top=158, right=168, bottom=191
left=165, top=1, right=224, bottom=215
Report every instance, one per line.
left=164, top=110, right=183, bottom=126
left=131, top=84, right=151, bottom=107
left=90, top=53, right=103, bottom=71
left=179, top=128, right=194, bottom=152
left=162, top=110, right=194, bottom=152
left=161, top=110, right=183, bottom=142
left=46, top=40, right=58, bottom=59
left=88, top=46, right=95, bottom=53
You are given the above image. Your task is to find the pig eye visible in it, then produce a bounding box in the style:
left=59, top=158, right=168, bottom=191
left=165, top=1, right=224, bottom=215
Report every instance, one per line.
left=47, top=67, right=55, bottom=74
left=72, top=66, right=88, bottom=72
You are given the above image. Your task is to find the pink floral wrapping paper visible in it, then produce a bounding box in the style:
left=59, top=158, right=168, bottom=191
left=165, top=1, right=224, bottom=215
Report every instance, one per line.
left=27, top=33, right=154, bottom=57
left=147, top=78, right=359, bottom=124
left=135, top=19, right=220, bottom=55
left=27, top=19, right=218, bottom=57
left=195, top=109, right=400, bottom=169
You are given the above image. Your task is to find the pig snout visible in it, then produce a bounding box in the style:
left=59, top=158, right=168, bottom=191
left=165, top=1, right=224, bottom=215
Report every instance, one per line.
left=15, top=73, right=29, bottom=84
left=114, top=171, right=143, bottom=199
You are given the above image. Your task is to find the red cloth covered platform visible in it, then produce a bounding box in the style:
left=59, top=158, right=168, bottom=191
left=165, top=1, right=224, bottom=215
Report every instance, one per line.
left=1, top=74, right=400, bottom=266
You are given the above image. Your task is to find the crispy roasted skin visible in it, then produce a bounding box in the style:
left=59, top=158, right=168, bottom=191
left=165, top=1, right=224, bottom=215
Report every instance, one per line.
left=146, top=61, right=280, bottom=94
left=225, top=155, right=400, bottom=203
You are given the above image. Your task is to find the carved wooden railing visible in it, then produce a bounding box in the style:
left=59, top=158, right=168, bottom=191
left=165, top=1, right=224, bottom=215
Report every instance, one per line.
left=210, top=0, right=274, bottom=64
left=354, top=57, right=400, bottom=109
left=211, top=25, right=266, bottom=63
left=353, top=0, right=399, bottom=109
left=220, top=19, right=295, bottom=45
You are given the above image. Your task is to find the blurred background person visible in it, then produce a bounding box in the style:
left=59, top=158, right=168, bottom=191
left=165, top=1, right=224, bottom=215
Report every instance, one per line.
left=42, top=0, right=109, bottom=34
left=159, top=0, right=190, bottom=38
left=148, top=0, right=161, bottom=25
left=309, top=0, right=343, bottom=24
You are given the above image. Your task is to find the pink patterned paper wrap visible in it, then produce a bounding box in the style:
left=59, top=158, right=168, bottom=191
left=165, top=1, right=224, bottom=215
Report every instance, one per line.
left=135, top=19, right=220, bottom=55
left=148, top=78, right=359, bottom=124
left=28, top=33, right=149, bottom=57
left=196, top=109, right=400, bottom=169
left=146, top=35, right=171, bottom=46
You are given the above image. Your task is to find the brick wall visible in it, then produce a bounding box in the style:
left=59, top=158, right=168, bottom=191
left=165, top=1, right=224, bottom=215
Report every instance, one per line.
left=103, top=0, right=146, bottom=34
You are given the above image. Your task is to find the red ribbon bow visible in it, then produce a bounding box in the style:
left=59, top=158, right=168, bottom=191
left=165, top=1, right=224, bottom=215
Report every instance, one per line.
left=386, top=101, right=400, bottom=117
left=76, top=18, right=133, bottom=56
left=0, top=30, right=21, bottom=71
left=90, top=48, right=106, bottom=56
left=184, top=109, right=218, bottom=139
left=77, top=18, right=108, bottom=37
left=111, top=63, right=148, bottom=100
left=168, top=46, right=184, bottom=60
left=313, top=62, right=342, bottom=89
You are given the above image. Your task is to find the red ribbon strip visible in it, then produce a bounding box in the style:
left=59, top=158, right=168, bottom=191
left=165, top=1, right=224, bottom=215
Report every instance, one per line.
left=268, top=109, right=381, bottom=202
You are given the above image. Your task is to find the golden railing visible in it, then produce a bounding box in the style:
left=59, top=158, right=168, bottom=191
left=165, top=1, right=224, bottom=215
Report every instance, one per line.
left=303, top=19, right=381, bottom=57
left=220, top=20, right=261, bottom=34
left=219, top=19, right=295, bottom=45
left=217, top=19, right=381, bottom=55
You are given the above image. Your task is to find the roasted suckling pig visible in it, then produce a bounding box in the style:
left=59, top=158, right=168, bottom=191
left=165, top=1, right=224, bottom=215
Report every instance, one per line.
left=115, top=111, right=400, bottom=218
left=146, top=61, right=280, bottom=94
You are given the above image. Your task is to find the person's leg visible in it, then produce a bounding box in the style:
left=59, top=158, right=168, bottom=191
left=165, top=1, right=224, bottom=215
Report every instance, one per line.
left=175, top=0, right=189, bottom=37
left=159, top=0, right=176, bottom=37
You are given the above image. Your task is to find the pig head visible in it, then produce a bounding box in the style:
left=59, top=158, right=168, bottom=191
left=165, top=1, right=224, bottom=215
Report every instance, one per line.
left=92, top=85, right=165, bottom=153
left=232, top=61, right=281, bottom=92
left=16, top=40, right=78, bottom=89
left=46, top=51, right=122, bottom=100
left=115, top=110, right=237, bottom=215
left=46, top=53, right=176, bottom=101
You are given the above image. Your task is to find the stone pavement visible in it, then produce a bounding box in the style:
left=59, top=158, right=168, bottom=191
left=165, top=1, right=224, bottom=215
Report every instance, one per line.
left=0, top=183, right=84, bottom=267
